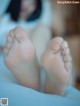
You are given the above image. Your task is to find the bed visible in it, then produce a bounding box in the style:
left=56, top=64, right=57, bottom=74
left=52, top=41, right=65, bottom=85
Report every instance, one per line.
left=0, top=53, right=80, bottom=106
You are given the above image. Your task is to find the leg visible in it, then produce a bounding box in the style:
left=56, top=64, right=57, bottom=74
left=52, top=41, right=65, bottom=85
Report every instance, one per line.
left=31, top=24, right=51, bottom=64
left=4, top=27, right=40, bottom=90
left=40, top=37, right=72, bottom=95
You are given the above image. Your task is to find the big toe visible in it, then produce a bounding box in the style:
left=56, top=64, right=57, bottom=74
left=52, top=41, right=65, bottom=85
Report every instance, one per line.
left=48, top=37, right=64, bottom=53
left=13, top=26, right=28, bottom=42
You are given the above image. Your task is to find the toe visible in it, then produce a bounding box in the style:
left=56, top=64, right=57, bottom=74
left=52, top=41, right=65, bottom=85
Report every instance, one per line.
left=61, top=44, right=71, bottom=62
left=9, top=30, right=14, bottom=38
left=49, top=42, right=60, bottom=52
left=62, top=41, right=68, bottom=48
left=6, top=31, right=11, bottom=42
left=65, top=62, right=71, bottom=72
left=7, top=30, right=14, bottom=44
left=4, top=30, right=15, bottom=55
left=61, top=49, right=72, bottom=62
left=63, top=55, right=72, bottom=72
left=7, top=30, right=14, bottom=42
left=60, top=40, right=72, bottom=72
left=52, top=37, right=64, bottom=44
left=63, top=55, right=68, bottom=62
left=13, top=27, right=27, bottom=41
left=61, top=48, right=70, bottom=57
left=48, top=37, right=64, bottom=53
left=4, top=42, right=11, bottom=55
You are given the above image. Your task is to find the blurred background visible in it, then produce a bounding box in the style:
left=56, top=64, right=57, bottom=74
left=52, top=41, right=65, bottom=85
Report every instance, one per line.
left=51, top=0, right=80, bottom=90
left=0, top=0, right=80, bottom=90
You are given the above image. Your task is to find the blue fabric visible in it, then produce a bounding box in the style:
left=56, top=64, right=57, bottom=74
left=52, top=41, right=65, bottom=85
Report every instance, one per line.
left=0, top=54, right=80, bottom=106
left=0, top=0, right=10, bottom=15
left=0, top=83, right=80, bottom=106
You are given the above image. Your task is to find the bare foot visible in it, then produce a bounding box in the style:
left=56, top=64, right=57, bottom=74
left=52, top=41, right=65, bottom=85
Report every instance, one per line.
left=40, top=37, right=72, bottom=95
left=4, top=27, right=40, bottom=90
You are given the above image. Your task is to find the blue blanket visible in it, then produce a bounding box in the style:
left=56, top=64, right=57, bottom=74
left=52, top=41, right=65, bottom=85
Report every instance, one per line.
left=0, top=54, right=80, bottom=106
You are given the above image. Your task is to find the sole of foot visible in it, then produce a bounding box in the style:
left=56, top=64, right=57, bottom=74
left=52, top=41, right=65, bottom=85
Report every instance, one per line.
left=4, top=27, right=40, bottom=90
left=40, top=37, right=72, bottom=95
